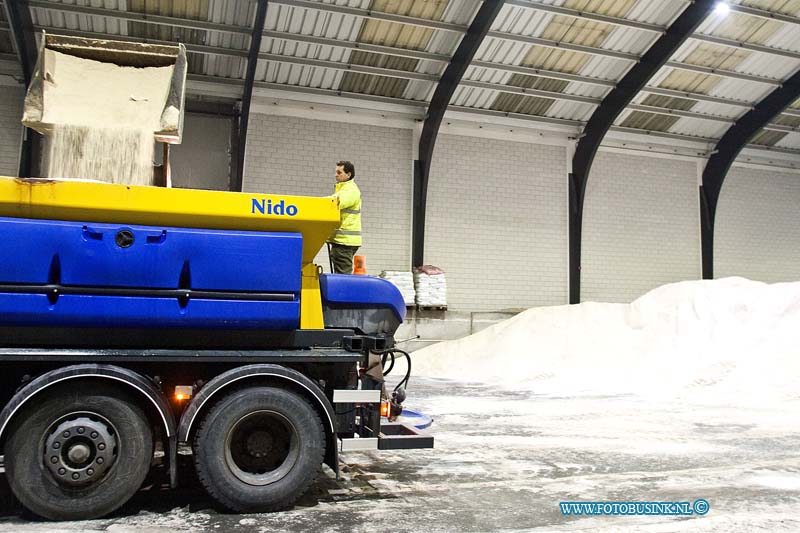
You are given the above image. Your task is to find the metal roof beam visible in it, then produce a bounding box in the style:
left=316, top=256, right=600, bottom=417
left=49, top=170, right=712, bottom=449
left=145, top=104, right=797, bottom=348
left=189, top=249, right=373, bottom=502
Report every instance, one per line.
left=31, top=23, right=798, bottom=130
left=269, top=0, right=640, bottom=62
left=233, top=0, right=269, bottom=193
left=506, top=0, right=800, bottom=61
left=728, top=4, right=800, bottom=28
left=470, top=59, right=615, bottom=87
left=624, top=103, right=796, bottom=133
left=626, top=103, right=733, bottom=124
left=269, top=0, right=466, bottom=33
left=503, top=0, right=664, bottom=32
left=21, top=2, right=794, bottom=88
left=260, top=53, right=439, bottom=82
left=413, top=0, right=506, bottom=267
left=188, top=73, right=430, bottom=109
left=460, top=79, right=600, bottom=105
left=664, top=60, right=781, bottom=86
left=27, top=0, right=249, bottom=34
left=259, top=30, right=794, bottom=107
left=264, top=30, right=450, bottom=62
left=31, top=24, right=798, bottom=133
left=568, top=0, right=718, bottom=304
left=640, top=85, right=751, bottom=107
left=700, top=66, right=800, bottom=279
left=691, top=33, right=800, bottom=61
left=187, top=72, right=800, bottom=156
left=484, top=30, right=639, bottom=61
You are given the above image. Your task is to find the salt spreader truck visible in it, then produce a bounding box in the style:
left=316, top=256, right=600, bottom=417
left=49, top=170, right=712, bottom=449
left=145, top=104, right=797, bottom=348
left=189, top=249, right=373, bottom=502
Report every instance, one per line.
left=0, top=177, right=432, bottom=520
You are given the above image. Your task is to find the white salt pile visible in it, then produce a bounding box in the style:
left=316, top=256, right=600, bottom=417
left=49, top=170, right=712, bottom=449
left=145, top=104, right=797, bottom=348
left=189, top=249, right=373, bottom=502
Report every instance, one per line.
left=410, top=277, right=800, bottom=403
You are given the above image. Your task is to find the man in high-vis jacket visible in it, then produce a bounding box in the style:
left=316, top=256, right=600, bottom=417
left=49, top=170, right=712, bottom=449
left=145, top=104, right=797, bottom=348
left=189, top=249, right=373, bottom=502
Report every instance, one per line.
left=328, top=160, right=362, bottom=274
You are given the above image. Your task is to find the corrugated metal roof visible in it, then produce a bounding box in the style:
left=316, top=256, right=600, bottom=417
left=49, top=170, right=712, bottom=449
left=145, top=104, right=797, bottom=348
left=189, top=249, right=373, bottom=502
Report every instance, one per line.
left=750, top=129, right=788, bottom=145
left=29, top=0, right=129, bottom=37
left=0, top=6, right=13, bottom=54
left=339, top=0, right=448, bottom=99
left=699, top=10, right=783, bottom=45
left=423, top=0, right=479, bottom=56
left=775, top=131, right=800, bottom=150
left=772, top=114, right=800, bottom=128
left=205, top=0, right=250, bottom=79
left=126, top=0, right=208, bottom=44
left=662, top=116, right=730, bottom=139
left=255, top=2, right=361, bottom=83
left=620, top=111, right=681, bottom=131
left=740, top=0, right=800, bottom=16
left=483, top=0, right=666, bottom=124
left=640, top=93, right=697, bottom=110
left=262, top=60, right=344, bottom=89
left=11, top=0, right=800, bottom=156
left=548, top=99, right=595, bottom=121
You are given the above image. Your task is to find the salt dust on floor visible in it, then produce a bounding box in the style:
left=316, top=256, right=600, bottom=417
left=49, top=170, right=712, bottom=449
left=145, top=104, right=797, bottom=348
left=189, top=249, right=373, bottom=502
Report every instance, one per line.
left=1, top=277, right=799, bottom=531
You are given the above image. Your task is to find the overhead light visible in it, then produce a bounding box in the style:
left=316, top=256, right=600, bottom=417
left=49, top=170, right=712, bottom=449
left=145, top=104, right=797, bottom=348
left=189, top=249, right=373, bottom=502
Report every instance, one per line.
left=714, top=2, right=731, bottom=16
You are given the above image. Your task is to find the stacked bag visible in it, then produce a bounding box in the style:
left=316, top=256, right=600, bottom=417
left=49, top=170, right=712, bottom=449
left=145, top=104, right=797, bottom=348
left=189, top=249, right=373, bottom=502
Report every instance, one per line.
left=379, top=270, right=416, bottom=306
left=413, top=265, right=447, bottom=307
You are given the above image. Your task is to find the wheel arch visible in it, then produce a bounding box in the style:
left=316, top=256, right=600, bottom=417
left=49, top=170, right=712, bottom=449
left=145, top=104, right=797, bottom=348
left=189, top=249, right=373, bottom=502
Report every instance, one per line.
left=0, top=364, right=177, bottom=486
left=177, top=364, right=339, bottom=476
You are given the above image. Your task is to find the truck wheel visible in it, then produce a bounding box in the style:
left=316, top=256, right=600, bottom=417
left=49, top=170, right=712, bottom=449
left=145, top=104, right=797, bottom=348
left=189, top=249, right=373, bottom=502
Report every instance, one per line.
left=193, top=386, right=325, bottom=512
left=4, top=385, right=153, bottom=520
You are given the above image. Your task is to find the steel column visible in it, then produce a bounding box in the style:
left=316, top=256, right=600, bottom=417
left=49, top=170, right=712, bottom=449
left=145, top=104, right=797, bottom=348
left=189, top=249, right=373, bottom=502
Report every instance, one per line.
left=700, top=68, right=800, bottom=279
left=233, top=0, right=269, bottom=193
left=412, top=0, right=505, bottom=267
left=3, top=0, right=39, bottom=178
left=568, top=0, right=717, bottom=304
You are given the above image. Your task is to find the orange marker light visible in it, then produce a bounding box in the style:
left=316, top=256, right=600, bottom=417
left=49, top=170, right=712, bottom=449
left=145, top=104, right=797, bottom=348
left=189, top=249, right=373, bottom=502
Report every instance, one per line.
left=380, top=400, right=390, bottom=418
left=174, top=385, right=193, bottom=401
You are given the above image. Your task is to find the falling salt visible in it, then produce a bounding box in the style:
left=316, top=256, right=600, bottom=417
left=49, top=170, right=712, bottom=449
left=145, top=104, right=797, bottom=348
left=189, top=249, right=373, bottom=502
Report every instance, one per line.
left=46, top=125, right=154, bottom=185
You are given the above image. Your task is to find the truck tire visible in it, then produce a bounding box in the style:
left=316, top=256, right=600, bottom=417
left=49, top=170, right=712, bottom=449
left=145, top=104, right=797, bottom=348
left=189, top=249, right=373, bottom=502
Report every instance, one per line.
left=4, top=384, right=153, bottom=520
left=193, top=386, right=325, bottom=512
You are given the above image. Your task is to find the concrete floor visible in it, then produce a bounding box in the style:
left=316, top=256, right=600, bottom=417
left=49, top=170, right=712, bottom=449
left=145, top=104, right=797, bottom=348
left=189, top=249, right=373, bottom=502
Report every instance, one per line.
left=1, top=376, right=799, bottom=531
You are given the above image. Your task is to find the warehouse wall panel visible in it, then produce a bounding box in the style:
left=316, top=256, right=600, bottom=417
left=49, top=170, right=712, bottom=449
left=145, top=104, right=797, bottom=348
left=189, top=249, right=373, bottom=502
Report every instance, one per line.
left=716, top=167, right=800, bottom=282
left=243, top=113, right=413, bottom=273
left=170, top=113, right=231, bottom=191
left=0, top=85, right=24, bottom=178
left=582, top=152, right=700, bottom=303
left=426, top=134, right=568, bottom=311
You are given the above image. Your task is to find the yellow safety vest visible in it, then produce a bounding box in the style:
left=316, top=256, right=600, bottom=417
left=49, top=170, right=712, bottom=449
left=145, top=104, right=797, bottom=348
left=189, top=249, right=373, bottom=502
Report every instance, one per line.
left=330, top=179, right=362, bottom=246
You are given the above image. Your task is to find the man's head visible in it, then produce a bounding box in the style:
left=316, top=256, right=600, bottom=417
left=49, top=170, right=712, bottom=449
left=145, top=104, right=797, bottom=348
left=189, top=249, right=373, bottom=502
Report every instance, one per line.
left=335, top=160, right=355, bottom=182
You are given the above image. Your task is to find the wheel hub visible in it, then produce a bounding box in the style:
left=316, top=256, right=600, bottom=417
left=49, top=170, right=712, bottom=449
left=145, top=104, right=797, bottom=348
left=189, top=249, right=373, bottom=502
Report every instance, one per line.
left=44, top=416, right=116, bottom=486
left=246, top=430, right=274, bottom=458
left=225, top=410, right=300, bottom=486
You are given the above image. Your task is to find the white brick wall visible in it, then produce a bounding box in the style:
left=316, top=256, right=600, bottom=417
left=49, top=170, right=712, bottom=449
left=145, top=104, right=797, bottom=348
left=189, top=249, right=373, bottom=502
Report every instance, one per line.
left=236, top=110, right=800, bottom=310
left=715, top=166, right=800, bottom=282
left=582, top=152, right=700, bottom=303
left=0, top=86, right=24, bottom=177
left=426, top=134, right=568, bottom=311
left=242, top=113, right=413, bottom=272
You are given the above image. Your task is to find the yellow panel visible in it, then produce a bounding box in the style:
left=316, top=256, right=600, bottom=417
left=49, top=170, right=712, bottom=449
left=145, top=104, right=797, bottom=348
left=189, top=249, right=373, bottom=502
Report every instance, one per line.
left=300, top=263, right=325, bottom=330
left=0, top=177, right=340, bottom=264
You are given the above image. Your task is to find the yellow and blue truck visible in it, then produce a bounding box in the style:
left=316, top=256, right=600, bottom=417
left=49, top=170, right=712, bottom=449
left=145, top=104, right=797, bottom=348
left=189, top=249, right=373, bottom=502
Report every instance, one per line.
left=0, top=177, right=431, bottom=520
